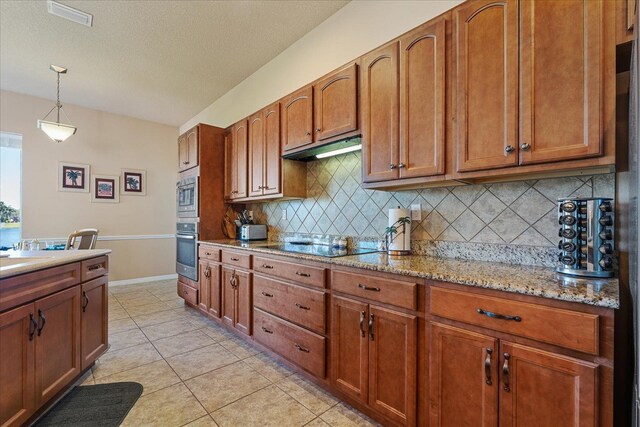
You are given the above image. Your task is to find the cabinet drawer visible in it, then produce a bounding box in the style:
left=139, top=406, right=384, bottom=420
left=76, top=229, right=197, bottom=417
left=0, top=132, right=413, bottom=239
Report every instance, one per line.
left=81, top=256, right=108, bottom=282
left=430, top=286, right=599, bottom=355
left=199, top=246, right=220, bottom=262
left=254, top=275, right=326, bottom=334
left=331, top=270, right=417, bottom=310
left=221, top=250, right=251, bottom=269
left=177, top=281, right=198, bottom=306
left=254, top=256, right=326, bottom=288
left=254, top=307, right=325, bottom=378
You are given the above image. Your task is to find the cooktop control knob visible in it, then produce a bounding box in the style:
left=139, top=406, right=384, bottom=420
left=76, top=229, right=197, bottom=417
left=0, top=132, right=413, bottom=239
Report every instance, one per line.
left=599, top=243, right=613, bottom=255
left=599, top=229, right=613, bottom=240
left=560, top=201, right=576, bottom=212
left=599, top=215, right=613, bottom=226
left=599, top=257, right=613, bottom=269
left=599, top=201, right=612, bottom=212
left=559, top=215, right=577, bottom=226
left=561, top=255, right=576, bottom=266
left=558, top=241, right=576, bottom=252
left=559, top=229, right=577, bottom=239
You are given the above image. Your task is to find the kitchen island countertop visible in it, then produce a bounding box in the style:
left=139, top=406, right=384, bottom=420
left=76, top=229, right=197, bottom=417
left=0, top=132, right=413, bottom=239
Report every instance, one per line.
left=0, top=249, right=112, bottom=279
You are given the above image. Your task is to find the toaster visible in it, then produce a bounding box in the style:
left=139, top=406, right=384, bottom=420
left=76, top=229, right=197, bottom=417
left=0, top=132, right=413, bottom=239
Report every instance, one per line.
left=239, top=224, right=267, bottom=241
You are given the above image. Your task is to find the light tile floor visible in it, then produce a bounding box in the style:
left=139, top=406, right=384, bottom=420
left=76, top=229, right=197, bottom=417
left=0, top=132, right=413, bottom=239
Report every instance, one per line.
left=78, top=279, right=381, bottom=427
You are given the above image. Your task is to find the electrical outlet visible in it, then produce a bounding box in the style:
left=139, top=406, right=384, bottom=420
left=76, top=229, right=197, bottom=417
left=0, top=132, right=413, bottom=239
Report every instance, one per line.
left=282, top=209, right=287, bottom=220
left=411, top=203, right=422, bottom=221
left=248, top=210, right=253, bottom=221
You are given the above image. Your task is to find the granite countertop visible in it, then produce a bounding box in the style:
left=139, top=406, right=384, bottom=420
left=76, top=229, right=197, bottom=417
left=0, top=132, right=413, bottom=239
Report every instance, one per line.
left=0, top=249, right=112, bottom=279
left=200, top=240, right=620, bottom=309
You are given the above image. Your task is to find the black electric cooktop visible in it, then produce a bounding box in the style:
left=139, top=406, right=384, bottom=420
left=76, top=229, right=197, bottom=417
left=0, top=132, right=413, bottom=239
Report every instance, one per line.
left=267, top=241, right=379, bottom=258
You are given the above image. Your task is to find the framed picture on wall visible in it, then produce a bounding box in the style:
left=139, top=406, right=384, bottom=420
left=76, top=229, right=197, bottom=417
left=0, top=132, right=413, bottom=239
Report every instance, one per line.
left=121, top=168, right=146, bottom=196
left=91, top=174, right=119, bottom=203
left=58, top=162, right=90, bottom=192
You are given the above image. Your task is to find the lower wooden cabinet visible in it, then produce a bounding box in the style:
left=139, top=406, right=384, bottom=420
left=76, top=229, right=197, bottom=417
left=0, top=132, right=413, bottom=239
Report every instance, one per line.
left=81, top=276, right=108, bottom=370
left=331, top=296, right=417, bottom=426
left=198, top=260, right=221, bottom=318
left=222, top=267, right=252, bottom=335
left=429, top=322, right=599, bottom=427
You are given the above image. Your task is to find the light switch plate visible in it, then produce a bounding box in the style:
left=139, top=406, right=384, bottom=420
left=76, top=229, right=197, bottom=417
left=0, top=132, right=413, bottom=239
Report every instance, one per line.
left=411, top=203, right=422, bottom=221
left=282, top=209, right=287, bottom=220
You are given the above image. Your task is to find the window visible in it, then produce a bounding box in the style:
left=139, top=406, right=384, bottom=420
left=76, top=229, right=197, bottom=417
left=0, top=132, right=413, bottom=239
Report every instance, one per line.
left=0, top=132, right=22, bottom=250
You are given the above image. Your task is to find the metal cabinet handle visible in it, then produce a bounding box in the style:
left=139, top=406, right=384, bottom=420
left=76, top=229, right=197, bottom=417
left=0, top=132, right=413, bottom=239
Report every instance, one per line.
left=230, top=257, right=239, bottom=261
left=389, top=164, right=397, bottom=170
left=29, top=313, right=38, bottom=341
left=477, top=308, right=521, bottom=322
left=398, top=163, right=406, bottom=168
left=261, top=291, right=273, bottom=298
left=296, top=271, right=310, bottom=277
left=263, top=186, right=274, bottom=190
left=204, top=266, right=211, bottom=278
left=295, top=303, right=310, bottom=310
left=294, top=343, right=310, bottom=353
left=88, top=264, right=102, bottom=271
left=205, top=252, right=212, bottom=256
left=316, top=128, right=321, bottom=132
left=359, top=311, right=366, bottom=338
left=358, top=283, right=380, bottom=292
left=503, top=353, right=511, bottom=391
left=504, top=145, right=515, bottom=153
left=82, top=291, right=90, bottom=312
left=261, top=326, right=273, bottom=334
left=306, top=132, right=311, bottom=136
left=520, top=142, right=531, bottom=151
left=262, top=264, right=274, bottom=269
left=37, top=309, right=46, bottom=336
left=484, top=348, right=493, bottom=385
left=230, top=272, right=237, bottom=288
left=258, top=185, right=264, bottom=189
left=368, top=313, right=375, bottom=340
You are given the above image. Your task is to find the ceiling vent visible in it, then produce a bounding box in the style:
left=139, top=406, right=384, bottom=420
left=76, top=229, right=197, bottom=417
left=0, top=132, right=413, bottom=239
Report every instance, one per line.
left=47, top=0, right=93, bottom=27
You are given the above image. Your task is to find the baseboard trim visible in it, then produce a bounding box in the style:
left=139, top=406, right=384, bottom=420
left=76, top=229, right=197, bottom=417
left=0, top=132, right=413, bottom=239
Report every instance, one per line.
left=109, top=273, right=178, bottom=287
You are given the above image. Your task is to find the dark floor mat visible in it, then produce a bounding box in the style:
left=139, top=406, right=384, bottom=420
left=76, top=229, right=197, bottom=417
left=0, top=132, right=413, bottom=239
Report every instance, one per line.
left=33, top=382, right=143, bottom=427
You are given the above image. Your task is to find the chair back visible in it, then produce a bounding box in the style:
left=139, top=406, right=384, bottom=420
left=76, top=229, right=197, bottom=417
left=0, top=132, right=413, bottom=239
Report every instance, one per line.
left=65, top=229, right=99, bottom=250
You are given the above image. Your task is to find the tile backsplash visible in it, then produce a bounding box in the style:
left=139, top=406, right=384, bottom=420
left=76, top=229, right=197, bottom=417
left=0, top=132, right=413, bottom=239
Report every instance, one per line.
left=249, top=151, right=615, bottom=248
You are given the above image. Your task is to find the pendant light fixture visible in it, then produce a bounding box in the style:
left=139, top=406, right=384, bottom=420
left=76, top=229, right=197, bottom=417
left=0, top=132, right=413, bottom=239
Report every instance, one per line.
left=37, top=65, right=77, bottom=143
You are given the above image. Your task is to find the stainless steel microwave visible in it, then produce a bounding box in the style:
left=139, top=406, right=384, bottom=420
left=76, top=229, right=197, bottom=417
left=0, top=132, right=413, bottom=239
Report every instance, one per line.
left=177, top=176, right=198, bottom=218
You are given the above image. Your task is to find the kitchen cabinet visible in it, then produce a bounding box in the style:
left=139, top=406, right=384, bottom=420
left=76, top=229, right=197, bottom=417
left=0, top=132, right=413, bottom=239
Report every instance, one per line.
left=222, top=267, right=252, bottom=335
left=617, top=0, right=636, bottom=44
left=198, top=260, right=221, bottom=318
left=331, top=295, right=417, bottom=426
left=178, top=126, right=199, bottom=172
left=313, top=63, right=358, bottom=142
left=225, top=119, right=248, bottom=200
left=80, top=276, right=108, bottom=370
left=281, top=86, right=313, bottom=153
left=248, top=111, right=264, bottom=197
left=248, top=102, right=282, bottom=198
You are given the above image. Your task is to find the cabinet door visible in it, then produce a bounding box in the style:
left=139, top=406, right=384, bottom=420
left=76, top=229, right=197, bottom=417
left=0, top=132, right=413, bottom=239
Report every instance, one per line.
left=233, top=120, right=249, bottom=199
left=81, top=276, right=108, bottom=370
left=207, top=263, right=221, bottom=318
left=361, top=42, right=400, bottom=183
left=455, top=0, right=518, bottom=172
left=224, top=130, right=235, bottom=200
left=221, top=267, right=236, bottom=328
left=198, top=260, right=211, bottom=313
left=34, top=286, right=81, bottom=406
left=429, top=322, right=498, bottom=427
left=248, top=111, right=265, bottom=197
left=368, top=305, right=417, bottom=426
left=263, top=102, right=281, bottom=195
left=519, top=0, right=603, bottom=165
left=500, top=342, right=598, bottom=427
left=0, top=304, right=35, bottom=427
left=234, top=269, right=252, bottom=335
left=399, top=17, right=446, bottom=179
left=281, top=86, right=313, bottom=152
left=185, top=125, right=199, bottom=169
left=178, top=134, right=188, bottom=172
left=330, top=296, right=369, bottom=404
left=313, top=63, right=358, bottom=141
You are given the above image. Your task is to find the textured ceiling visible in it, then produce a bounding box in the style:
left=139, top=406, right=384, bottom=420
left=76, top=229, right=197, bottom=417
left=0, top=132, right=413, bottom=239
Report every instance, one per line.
left=0, top=0, right=348, bottom=127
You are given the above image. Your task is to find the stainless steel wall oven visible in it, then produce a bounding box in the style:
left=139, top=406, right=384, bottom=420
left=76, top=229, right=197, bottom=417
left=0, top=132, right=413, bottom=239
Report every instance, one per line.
left=176, top=220, right=198, bottom=281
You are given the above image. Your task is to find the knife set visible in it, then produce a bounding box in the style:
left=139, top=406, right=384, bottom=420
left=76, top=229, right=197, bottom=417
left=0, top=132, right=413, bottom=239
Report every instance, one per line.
left=556, top=197, right=615, bottom=278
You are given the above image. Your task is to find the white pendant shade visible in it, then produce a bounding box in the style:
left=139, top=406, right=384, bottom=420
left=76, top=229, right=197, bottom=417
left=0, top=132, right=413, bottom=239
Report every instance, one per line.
left=37, top=119, right=77, bottom=143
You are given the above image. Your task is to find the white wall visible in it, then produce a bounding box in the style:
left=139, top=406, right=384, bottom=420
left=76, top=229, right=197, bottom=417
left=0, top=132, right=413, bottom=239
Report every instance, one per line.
left=1, top=90, right=178, bottom=281
left=181, top=0, right=462, bottom=132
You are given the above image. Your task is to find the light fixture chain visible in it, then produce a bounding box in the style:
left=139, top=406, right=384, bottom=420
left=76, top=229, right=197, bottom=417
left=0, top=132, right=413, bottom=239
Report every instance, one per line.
left=56, top=71, right=61, bottom=123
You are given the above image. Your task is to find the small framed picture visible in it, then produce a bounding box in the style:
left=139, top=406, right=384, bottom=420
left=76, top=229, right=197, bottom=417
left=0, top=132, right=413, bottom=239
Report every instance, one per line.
left=121, top=168, right=146, bottom=196
left=91, top=174, right=119, bottom=203
left=58, top=162, right=90, bottom=192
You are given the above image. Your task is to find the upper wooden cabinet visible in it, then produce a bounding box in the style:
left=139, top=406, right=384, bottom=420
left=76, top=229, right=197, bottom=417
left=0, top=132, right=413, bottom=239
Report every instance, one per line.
left=455, top=0, right=519, bottom=173
left=313, top=64, right=358, bottom=142
left=225, top=120, right=248, bottom=200
left=248, top=111, right=265, bottom=197
left=281, top=86, right=313, bottom=153
left=178, top=126, right=199, bottom=172
left=248, top=102, right=282, bottom=198
left=616, top=0, right=636, bottom=44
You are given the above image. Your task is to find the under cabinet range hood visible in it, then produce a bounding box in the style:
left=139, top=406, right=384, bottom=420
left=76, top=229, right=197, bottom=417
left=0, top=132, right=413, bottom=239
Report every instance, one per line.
left=282, top=137, right=361, bottom=161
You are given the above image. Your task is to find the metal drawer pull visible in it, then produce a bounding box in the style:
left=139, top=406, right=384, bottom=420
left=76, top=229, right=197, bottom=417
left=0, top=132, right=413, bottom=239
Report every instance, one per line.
left=88, top=264, right=102, bottom=271
left=261, top=327, right=273, bottom=334
left=37, top=309, right=46, bottom=336
left=295, top=271, right=310, bottom=277
left=477, top=308, right=521, bottom=322
left=262, top=264, right=274, bottom=269
left=484, top=348, right=492, bottom=385
left=295, top=303, right=310, bottom=310
left=261, top=291, right=274, bottom=298
left=359, top=311, right=366, bottom=338
left=205, top=252, right=212, bottom=256
left=502, top=353, right=511, bottom=391
left=29, top=313, right=38, bottom=341
left=368, top=313, right=375, bottom=340
left=294, top=343, right=310, bottom=353
left=204, top=266, right=211, bottom=278
left=230, top=257, right=239, bottom=261
left=358, top=283, right=380, bottom=292
left=82, top=291, right=90, bottom=312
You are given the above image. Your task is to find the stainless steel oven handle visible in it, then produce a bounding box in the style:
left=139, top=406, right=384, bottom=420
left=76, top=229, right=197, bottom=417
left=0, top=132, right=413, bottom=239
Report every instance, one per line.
left=176, top=234, right=196, bottom=240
